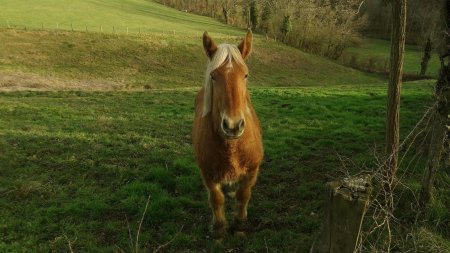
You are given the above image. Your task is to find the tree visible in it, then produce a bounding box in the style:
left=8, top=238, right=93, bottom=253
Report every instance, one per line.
left=249, top=1, right=259, bottom=31
left=260, top=1, right=272, bottom=34
left=420, top=37, right=433, bottom=76
left=385, top=0, right=407, bottom=179
left=420, top=0, right=450, bottom=207
left=222, top=5, right=229, bottom=24
left=281, top=14, right=292, bottom=42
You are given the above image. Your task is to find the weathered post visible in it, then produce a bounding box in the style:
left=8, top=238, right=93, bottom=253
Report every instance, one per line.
left=419, top=0, right=450, bottom=207
left=420, top=32, right=450, bottom=206
left=311, top=175, right=372, bottom=253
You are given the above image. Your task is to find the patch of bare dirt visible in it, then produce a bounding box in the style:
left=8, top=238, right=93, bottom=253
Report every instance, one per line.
left=0, top=70, right=126, bottom=91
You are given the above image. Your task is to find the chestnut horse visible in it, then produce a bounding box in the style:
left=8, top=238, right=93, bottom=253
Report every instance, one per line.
left=192, top=31, right=264, bottom=239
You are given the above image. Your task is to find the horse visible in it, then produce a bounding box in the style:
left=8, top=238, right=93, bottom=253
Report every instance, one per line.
left=192, top=30, right=264, bottom=239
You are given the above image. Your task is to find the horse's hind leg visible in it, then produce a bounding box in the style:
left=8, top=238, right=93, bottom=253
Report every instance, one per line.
left=232, top=168, right=259, bottom=234
left=206, top=182, right=227, bottom=239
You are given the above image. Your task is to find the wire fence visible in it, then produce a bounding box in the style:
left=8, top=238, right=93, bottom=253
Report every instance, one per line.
left=0, top=19, right=237, bottom=40
left=1, top=20, right=174, bottom=35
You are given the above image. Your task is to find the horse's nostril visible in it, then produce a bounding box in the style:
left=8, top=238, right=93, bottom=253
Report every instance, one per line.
left=238, top=119, right=245, bottom=130
left=222, top=119, right=229, bottom=131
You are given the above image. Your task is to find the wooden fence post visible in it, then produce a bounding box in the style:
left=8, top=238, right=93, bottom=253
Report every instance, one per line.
left=311, top=175, right=372, bottom=253
left=420, top=56, right=450, bottom=206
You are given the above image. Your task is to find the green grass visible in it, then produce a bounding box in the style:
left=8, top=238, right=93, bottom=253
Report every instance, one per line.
left=0, top=0, right=384, bottom=90
left=343, top=38, right=441, bottom=77
left=0, top=82, right=438, bottom=252
left=0, top=0, right=439, bottom=81
left=0, top=0, right=241, bottom=36
left=0, top=29, right=383, bottom=89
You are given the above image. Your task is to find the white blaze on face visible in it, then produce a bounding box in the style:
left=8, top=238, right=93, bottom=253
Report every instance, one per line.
left=202, top=44, right=246, bottom=118
left=224, top=61, right=233, bottom=74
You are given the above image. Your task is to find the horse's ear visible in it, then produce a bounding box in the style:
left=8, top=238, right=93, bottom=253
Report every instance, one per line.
left=238, top=29, right=253, bottom=60
left=203, top=31, right=217, bottom=59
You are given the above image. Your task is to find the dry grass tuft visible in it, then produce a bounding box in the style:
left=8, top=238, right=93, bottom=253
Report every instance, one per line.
left=0, top=70, right=126, bottom=91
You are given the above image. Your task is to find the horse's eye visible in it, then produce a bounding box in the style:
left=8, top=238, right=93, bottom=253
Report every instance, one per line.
left=244, top=74, right=248, bottom=80
left=210, top=74, right=216, bottom=81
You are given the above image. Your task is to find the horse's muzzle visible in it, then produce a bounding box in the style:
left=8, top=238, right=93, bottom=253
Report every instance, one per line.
left=221, top=117, right=245, bottom=139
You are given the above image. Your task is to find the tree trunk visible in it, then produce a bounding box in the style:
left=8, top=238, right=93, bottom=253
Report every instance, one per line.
left=420, top=37, right=433, bottom=77
left=386, top=0, right=407, bottom=179
left=420, top=101, right=449, bottom=205
left=222, top=6, right=229, bottom=24
left=420, top=61, right=450, bottom=206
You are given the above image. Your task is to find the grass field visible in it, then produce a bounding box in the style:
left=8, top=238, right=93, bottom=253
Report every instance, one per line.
left=343, top=38, right=441, bottom=77
left=0, top=0, right=449, bottom=252
left=0, top=29, right=383, bottom=90
left=0, top=0, right=439, bottom=79
left=0, top=83, right=439, bottom=252
left=0, top=0, right=240, bottom=36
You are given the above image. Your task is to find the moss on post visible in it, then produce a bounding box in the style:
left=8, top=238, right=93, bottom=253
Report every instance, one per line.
left=311, top=175, right=372, bottom=253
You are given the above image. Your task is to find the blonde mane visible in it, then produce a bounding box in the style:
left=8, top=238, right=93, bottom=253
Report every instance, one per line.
left=202, top=44, right=246, bottom=117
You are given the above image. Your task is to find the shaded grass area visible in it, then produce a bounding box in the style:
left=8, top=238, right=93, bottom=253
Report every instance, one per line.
left=0, top=82, right=437, bottom=252
left=342, top=38, right=441, bottom=78
left=0, top=29, right=383, bottom=90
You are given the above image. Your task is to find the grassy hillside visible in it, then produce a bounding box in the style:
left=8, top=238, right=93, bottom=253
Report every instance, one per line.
left=0, top=83, right=442, bottom=252
left=343, top=38, right=441, bottom=77
left=0, top=0, right=240, bottom=36
left=0, top=0, right=438, bottom=80
left=0, top=29, right=383, bottom=90
left=0, top=0, right=385, bottom=89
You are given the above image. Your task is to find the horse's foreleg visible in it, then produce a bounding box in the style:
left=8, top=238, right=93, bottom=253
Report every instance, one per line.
left=232, top=168, right=259, bottom=232
left=206, top=183, right=227, bottom=239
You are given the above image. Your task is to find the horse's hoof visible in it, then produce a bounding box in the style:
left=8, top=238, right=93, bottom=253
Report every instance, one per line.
left=234, top=231, right=247, bottom=238
left=214, top=237, right=224, bottom=243
left=230, top=218, right=248, bottom=234
left=212, top=224, right=228, bottom=240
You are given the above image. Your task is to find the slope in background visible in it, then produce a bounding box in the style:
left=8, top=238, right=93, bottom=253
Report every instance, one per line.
left=0, top=0, right=384, bottom=90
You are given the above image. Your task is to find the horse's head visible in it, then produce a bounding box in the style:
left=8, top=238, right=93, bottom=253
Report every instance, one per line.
left=202, top=30, right=253, bottom=140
